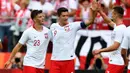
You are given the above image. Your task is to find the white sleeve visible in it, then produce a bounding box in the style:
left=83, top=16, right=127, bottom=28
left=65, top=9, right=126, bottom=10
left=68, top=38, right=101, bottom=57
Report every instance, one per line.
left=48, top=30, right=53, bottom=42
left=121, top=31, right=129, bottom=49
left=114, top=29, right=124, bottom=43
left=72, top=22, right=82, bottom=30
left=69, top=0, right=77, bottom=9
left=19, top=30, right=29, bottom=45
left=50, top=24, right=55, bottom=42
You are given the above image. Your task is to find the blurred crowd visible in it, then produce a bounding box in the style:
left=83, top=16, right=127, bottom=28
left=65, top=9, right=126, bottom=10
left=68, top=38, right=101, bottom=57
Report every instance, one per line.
left=0, top=0, right=130, bottom=52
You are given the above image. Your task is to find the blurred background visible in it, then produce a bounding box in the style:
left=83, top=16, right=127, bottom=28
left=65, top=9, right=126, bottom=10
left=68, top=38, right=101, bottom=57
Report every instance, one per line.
left=0, top=0, right=130, bottom=73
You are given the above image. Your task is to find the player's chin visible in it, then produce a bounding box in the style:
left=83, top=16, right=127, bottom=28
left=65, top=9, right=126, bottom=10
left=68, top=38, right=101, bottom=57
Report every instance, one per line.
left=64, top=20, right=68, bottom=24
left=41, top=21, right=45, bottom=25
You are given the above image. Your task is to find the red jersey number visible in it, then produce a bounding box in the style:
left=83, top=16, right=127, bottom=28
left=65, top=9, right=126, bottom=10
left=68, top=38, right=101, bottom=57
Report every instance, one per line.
left=34, top=40, right=40, bottom=46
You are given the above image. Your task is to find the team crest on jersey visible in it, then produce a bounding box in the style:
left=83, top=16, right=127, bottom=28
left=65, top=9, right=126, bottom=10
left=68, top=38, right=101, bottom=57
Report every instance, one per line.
left=44, top=33, right=48, bottom=39
left=64, top=25, right=70, bottom=32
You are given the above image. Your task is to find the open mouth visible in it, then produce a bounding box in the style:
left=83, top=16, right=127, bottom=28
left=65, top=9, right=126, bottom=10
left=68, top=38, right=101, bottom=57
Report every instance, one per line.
left=41, top=20, right=44, bottom=23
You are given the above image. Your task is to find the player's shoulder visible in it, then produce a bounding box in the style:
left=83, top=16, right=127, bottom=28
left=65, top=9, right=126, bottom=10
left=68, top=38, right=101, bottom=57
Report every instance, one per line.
left=68, top=22, right=81, bottom=26
left=50, top=23, right=58, bottom=28
left=21, top=27, right=33, bottom=35
left=70, top=21, right=81, bottom=24
left=115, top=24, right=126, bottom=31
left=24, top=26, right=33, bottom=32
left=43, top=26, right=49, bottom=30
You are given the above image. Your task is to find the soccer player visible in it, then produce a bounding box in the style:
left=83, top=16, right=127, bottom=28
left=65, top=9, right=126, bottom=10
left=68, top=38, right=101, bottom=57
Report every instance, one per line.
left=4, top=10, right=51, bottom=73
left=93, top=6, right=126, bottom=73
left=121, top=26, right=130, bottom=73
left=49, top=1, right=98, bottom=73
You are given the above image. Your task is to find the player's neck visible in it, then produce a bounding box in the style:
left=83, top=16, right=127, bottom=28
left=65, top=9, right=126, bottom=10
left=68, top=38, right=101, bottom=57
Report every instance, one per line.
left=33, top=23, right=43, bottom=32
left=59, top=0, right=65, bottom=2
left=58, top=21, right=68, bottom=27
left=40, top=1, right=45, bottom=5
left=115, top=18, right=123, bottom=26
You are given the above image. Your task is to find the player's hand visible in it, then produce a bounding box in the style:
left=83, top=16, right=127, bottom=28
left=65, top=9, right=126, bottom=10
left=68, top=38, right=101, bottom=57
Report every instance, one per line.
left=4, top=60, right=11, bottom=69
left=124, top=57, right=129, bottom=66
left=91, top=0, right=99, bottom=11
left=93, top=49, right=101, bottom=55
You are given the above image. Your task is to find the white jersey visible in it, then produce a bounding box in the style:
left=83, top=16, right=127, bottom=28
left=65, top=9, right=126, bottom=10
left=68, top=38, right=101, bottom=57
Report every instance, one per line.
left=50, top=22, right=85, bottom=60
left=19, top=26, right=51, bottom=69
left=121, top=26, right=130, bottom=50
left=109, top=24, right=126, bottom=65
left=121, top=26, right=130, bottom=69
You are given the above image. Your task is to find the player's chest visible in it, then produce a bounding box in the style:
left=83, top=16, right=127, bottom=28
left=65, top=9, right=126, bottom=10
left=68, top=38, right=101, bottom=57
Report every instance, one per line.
left=29, top=32, right=49, bottom=42
left=51, top=25, right=74, bottom=37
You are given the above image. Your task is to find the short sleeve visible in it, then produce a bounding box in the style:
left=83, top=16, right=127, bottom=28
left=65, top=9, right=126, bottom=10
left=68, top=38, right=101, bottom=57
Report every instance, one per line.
left=71, top=22, right=81, bottom=30
left=114, top=31, right=123, bottom=43
left=72, top=21, right=87, bottom=30
left=114, top=26, right=126, bottom=43
left=19, top=30, right=29, bottom=45
left=121, top=31, right=129, bottom=49
left=48, top=30, right=53, bottom=42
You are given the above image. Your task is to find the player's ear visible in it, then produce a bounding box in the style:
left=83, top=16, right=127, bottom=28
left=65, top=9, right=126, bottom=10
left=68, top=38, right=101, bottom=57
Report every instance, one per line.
left=33, top=18, right=36, bottom=23
left=33, top=17, right=37, bottom=22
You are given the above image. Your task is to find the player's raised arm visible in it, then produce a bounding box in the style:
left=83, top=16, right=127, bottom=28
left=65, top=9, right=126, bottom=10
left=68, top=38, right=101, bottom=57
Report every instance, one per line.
left=84, top=0, right=98, bottom=26
left=98, top=7, right=115, bottom=28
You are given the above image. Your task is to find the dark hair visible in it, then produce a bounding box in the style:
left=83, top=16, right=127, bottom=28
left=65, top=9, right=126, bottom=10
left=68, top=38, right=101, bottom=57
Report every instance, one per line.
left=31, top=10, right=43, bottom=19
left=113, top=6, right=124, bottom=18
left=57, top=7, right=68, bottom=16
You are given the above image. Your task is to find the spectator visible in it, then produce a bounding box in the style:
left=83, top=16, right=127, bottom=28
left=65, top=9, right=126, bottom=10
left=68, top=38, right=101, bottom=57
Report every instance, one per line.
left=10, top=0, right=31, bottom=46
left=28, top=0, right=54, bottom=28
left=52, top=0, right=78, bottom=22
left=121, top=0, right=130, bottom=26
left=75, top=0, right=91, bottom=21
left=0, top=0, right=15, bottom=52
left=79, top=0, right=90, bottom=21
